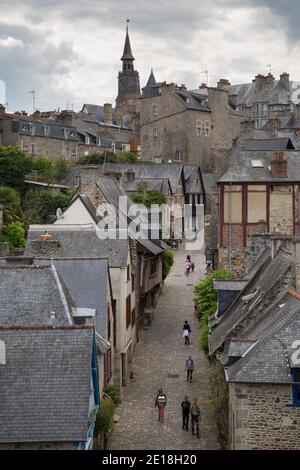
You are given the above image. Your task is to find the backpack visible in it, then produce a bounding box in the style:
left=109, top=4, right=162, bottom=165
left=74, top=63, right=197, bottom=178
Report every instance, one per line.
left=157, top=394, right=166, bottom=405
left=186, top=359, right=194, bottom=370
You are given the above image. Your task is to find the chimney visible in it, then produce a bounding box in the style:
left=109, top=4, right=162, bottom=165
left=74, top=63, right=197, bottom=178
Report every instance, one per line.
left=199, top=83, right=207, bottom=89
left=103, top=103, right=113, bottom=124
left=253, top=74, right=265, bottom=90
left=30, top=233, right=61, bottom=257
left=270, top=233, right=293, bottom=259
left=295, top=104, right=300, bottom=119
left=126, top=170, right=135, bottom=182
left=280, top=72, right=290, bottom=91
left=217, top=78, right=231, bottom=90
left=57, top=110, right=73, bottom=125
left=79, top=165, right=102, bottom=206
left=270, top=152, right=287, bottom=178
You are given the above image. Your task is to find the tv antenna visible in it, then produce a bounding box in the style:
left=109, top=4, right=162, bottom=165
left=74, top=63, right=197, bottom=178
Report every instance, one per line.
left=266, top=64, right=272, bottom=74
left=200, top=70, right=209, bottom=86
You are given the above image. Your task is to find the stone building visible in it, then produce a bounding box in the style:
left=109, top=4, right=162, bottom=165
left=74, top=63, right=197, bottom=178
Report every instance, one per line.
left=226, top=72, right=300, bottom=130
left=218, top=145, right=300, bottom=274
left=140, top=76, right=242, bottom=171
left=209, top=235, right=300, bottom=449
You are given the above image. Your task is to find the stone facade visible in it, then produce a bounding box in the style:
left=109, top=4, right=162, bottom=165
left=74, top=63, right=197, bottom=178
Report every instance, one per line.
left=269, top=186, right=293, bottom=234
left=140, top=83, right=241, bottom=171
left=229, top=383, right=300, bottom=450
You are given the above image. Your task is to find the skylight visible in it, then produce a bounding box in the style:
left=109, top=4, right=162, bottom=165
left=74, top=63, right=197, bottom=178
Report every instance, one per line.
left=251, top=159, right=264, bottom=168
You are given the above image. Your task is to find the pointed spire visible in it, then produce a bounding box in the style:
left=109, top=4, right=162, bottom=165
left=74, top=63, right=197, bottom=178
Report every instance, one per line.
left=121, top=20, right=135, bottom=61
left=145, top=69, right=156, bottom=89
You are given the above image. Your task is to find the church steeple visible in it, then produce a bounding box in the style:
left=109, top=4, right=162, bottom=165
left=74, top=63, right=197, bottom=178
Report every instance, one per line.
left=121, top=23, right=135, bottom=61
left=116, top=21, right=141, bottom=107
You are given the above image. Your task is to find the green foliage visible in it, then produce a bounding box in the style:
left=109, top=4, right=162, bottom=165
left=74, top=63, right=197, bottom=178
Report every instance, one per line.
left=79, top=151, right=138, bottom=165
left=95, top=396, right=115, bottom=436
left=194, top=269, right=234, bottom=353
left=32, top=157, right=54, bottom=182
left=0, top=186, right=23, bottom=224
left=22, top=188, right=72, bottom=225
left=162, top=249, right=175, bottom=280
left=53, top=157, right=69, bottom=182
left=130, top=181, right=167, bottom=207
left=3, top=221, right=26, bottom=250
left=104, top=385, right=122, bottom=406
left=0, top=146, right=32, bottom=190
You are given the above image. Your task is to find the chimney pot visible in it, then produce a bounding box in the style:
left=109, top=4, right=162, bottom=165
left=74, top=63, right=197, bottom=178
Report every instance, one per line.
left=270, top=151, right=287, bottom=177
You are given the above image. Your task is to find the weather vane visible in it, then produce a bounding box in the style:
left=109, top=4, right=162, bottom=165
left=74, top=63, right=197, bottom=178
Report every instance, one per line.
left=126, top=18, right=130, bottom=31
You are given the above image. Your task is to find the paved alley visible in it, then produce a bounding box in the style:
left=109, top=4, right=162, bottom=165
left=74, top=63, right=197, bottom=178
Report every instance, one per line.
left=109, top=244, right=219, bottom=450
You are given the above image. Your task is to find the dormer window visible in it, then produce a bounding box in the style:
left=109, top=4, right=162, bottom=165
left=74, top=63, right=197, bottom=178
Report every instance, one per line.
left=153, top=105, right=159, bottom=116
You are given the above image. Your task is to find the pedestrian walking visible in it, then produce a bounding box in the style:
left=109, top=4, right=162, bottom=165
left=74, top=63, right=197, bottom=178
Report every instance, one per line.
left=155, top=388, right=167, bottom=423
left=185, top=355, right=194, bottom=382
left=191, top=399, right=201, bottom=438
left=183, top=320, right=191, bottom=345
left=184, top=260, right=192, bottom=276
left=181, top=395, right=191, bottom=431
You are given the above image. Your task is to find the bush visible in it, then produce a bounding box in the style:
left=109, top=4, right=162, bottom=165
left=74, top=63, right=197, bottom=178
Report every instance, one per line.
left=32, top=157, right=53, bottom=182
left=0, top=186, right=23, bottom=224
left=194, top=269, right=234, bottom=353
left=22, top=188, right=73, bottom=226
left=162, top=249, right=175, bottom=280
left=0, top=146, right=32, bottom=190
left=104, top=385, right=121, bottom=406
left=53, top=157, right=69, bottom=182
left=3, top=221, right=26, bottom=250
left=95, top=395, right=115, bottom=436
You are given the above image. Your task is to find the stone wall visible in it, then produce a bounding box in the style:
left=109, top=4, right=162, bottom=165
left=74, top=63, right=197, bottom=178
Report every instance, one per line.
left=246, top=233, right=271, bottom=271
left=269, top=187, right=293, bottom=234
left=218, top=246, right=246, bottom=277
left=30, top=239, right=60, bottom=257
left=229, top=383, right=300, bottom=449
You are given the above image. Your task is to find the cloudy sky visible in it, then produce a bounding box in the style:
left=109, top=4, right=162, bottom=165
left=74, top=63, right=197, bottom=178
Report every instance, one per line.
left=0, top=0, right=299, bottom=112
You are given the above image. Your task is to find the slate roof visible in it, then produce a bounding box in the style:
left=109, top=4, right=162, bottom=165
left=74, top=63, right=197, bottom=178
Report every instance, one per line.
left=123, top=177, right=170, bottom=194
left=219, top=150, right=300, bottom=183
left=228, top=80, right=300, bottom=105
left=34, top=258, right=109, bottom=339
left=209, top=247, right=292, bottom=354
left=121, top=29, right=135, bottom=61
left=201, top=173, right=218, bottom=196
left=213, top=280, right=248, bottom=291
left=142, top=69, right=157, bottom=98
left=175, top=90, right=210, bottom=112
left=100, top=163, right=183, bottom=194
left=24, top=226, right=129, bottom=268
left=239, top=138, right=295, bottom=151
left=183, top=165, right=203, bottom=194
left=11, top=118, right=79, bottom=141
left=0, top=326, right=94, bottom=443
left=0, top=266, right=73, bottom=325
left=225, top=291, right=300, bottom=383
left=81, top=104, right=116, bottom=125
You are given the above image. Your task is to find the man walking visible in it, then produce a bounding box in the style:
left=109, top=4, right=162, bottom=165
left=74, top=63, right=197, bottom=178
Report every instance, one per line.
left=183, top=320, right=191, bottom=345
left=155, top=388, right=167, bottom=423
left=185, top=356, right=194, bottom=382
left=191, top=399, right=201, bottom=438
left=181, top=395, right=191, bottom=431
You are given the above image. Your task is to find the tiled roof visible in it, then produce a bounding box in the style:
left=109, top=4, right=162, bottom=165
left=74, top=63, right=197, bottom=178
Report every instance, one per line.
left=0, top=326, right=94, bottom=443
left=0, top=266, right=73, bottom=325
left=209, top=248, right=292, bottom=354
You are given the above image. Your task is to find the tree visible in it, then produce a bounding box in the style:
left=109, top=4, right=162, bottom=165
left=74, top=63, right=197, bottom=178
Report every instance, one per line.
left=129, top=182, right=167, bottom=207
left=3, top=221, right=26, bottom=250
left=0, top=147, right=32, bottom=190
left=32, top=157, right=53, bottom=182
left=79, top=151, right=139, bottom=165
left=194, top=269, right=234, bottom=353
left=0, top=186, right=23, bottom=224
left=53, top=158, right=69, bottom=182
left=22, top=188, right=73, bottom=226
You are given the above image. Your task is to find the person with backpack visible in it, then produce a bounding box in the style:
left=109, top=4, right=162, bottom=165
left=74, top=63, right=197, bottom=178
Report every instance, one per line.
left=191, top=399, right=201, bottom=438
left=155, top=388, right=167, bottom=423
left=185, top=355, right=194, bottom=382
left=183, top=320, right=191, bottom=345
left=181, top=395, right=191, bottom=431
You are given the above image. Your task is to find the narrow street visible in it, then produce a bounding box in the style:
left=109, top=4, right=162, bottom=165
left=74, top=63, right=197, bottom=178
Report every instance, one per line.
left=109, top=245, right=219, bottom=450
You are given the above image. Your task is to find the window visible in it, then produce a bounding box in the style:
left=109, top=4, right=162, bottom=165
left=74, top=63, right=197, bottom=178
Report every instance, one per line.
left=251, top=159, right=264, bottom=168
left=175, top=150, right=183, bottom=162
left=85, top=136, right=90, bottom=145
left=23, top=145, right=28, bottom=152
left=127, top=265, right=131, bottom=281
left=31, top=144, right=36, bottom=156
left=131, top=273, right=135, bottom=292
left=150, top=258, right=158, bottom=275
left=224, top=185, right=242, bottom=223
left=44, top=125, right=50, bottom=137
left=107, top=310, right=111, bottom=340
left=131, top=308, right=136, bottom=326
left=126, top=295, right=131, bottom=328
left=0, top=340, right=5, bottom=365
left=71, top=149, right=76, bottom=157
left=261, top=103, right=268, bottom=116
left=247, top=185, right=267, bottom=223
left=29, top=124, right=35, bottom=135
left=292, top=369, right=300, bottom=406
left=104, top=349, right=112, bottom=386
left=152, top=105, right=159, bottom=116
left=153, top=128, right=158, bottom=140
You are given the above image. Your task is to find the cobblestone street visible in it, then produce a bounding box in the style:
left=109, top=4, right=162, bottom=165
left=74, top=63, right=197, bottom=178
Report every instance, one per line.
left=109, top=244, right=219, bottom=450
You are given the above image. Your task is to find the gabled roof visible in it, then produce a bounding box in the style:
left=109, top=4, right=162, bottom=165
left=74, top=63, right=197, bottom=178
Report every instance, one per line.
left=226, top=291, right=300, bottom=383
left=24, top=226, right=129, bottom=268
left=33, top=258, right=109, bottom=339
left=0, top=265, right=74, bottom=325
left=210, top=247, right=292, bottom=354
left=239, top=138, right=295, bottom=151
left=0, top=325, right=94, bottom=443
